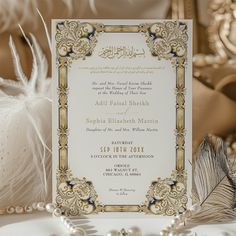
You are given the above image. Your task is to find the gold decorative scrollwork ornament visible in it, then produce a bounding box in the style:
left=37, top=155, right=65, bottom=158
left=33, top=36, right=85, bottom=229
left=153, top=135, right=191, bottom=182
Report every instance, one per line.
left=145, top=171, right=187, bottom=216
left=56, top=21, right=98, bottom=61
left=56, top=170, right=99, bottom=216
left=56, top=20, right=188, bottom=216
left=194, top=0, right=236, bottom=67
left=145, top=21, right=188, bottom=61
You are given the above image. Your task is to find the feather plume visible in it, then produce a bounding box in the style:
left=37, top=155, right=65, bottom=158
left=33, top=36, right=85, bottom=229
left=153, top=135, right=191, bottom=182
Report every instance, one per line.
left=0, top=29, right=51, bottom=210
left=61, top=0, right=73, bottom=15
left=0, top=0, right=100, bottom=32
left=88, top=0, right=98, bottom=15
left=0, top=0, right=70, bottom=32
left=30, top=33, right=48, bottom=94
left=8, top=36, right=28, bottom=88
left=18, top=24, right=38, bottom=94
left=190, top=135, right=236, bottom=223
left=36, top=8, right=52, bottom=53
left=173, top=135, right=236, bottom=235
left=0, top=77, right=26, bottom=95
left=0, top=0, right=37, bottom=32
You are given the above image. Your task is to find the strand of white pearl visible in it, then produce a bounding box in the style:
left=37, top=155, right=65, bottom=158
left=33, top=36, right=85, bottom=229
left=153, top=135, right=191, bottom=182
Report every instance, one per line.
left=3, top=203, right=234, bottom=236
left=46, top=204, right=143, bottom=236
left=4, top=202, right=142, bottom=236
left=159, top=204, right=201, bottom=236
left=4, top=202, right=87, bottom=236
left=5, top=202, right=48, bottom=214
left=45, top=203, right=87, bottom=236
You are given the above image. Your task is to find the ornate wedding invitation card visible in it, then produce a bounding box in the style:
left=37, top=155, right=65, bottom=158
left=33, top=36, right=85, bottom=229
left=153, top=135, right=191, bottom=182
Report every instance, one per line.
left=52, top=19, right=192, bottom=216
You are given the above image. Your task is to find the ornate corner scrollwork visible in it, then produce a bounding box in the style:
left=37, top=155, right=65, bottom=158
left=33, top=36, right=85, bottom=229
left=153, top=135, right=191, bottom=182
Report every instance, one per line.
left=56, top=169, right=100, bottom=216
left=144, top=171, right=187, bottom=216
left=56, top=20, right=189, bottom=216
left=55, top=21, right=101, bottom=60
left=144, top=21, right=188, bottom=61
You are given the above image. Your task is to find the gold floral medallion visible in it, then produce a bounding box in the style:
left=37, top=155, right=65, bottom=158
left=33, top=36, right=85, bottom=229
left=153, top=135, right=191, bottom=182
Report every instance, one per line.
left=55, top=20, right=189, bottom=216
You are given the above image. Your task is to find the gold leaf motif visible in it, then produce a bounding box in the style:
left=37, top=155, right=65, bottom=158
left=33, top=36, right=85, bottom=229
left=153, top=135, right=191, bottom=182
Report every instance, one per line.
left=56, top=21, right=100, bottom=60
left=145, top=21, right=188, bottom=61
left=55, top=20, right=189, bottom=216
left=56, top=169, right=99, bottom=216
left=145, top=171, right=187, bottom=216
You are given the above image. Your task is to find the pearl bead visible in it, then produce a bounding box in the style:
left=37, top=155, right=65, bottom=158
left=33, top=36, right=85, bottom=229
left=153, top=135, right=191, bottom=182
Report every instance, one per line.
left=53, top=208, right=62, bottom=217
left=160, top=229, right=168, bottom=236
left=176, top=214, right=183, bottom=221
left=169, top=233, right=177, bottom=236
left=37, top=202, right=45, bottom=211
left=70, top=226, right=76, bottom=232
left=6, top=206, right=15, bottom=214
left=24, top=206, right=33, bottom=213
left=182, top=210, right=191, bottom=218
left=127, top=226, right=142, bottom=236
left=190, top=203, right=201, bottom=213
left=66, top=222, right=74, bottom=229
left=205, top=55, right=214, bottom=64
left=227, top=147, right=232, bottom=155
left=171, top=218, right=179, bottom=225
left=70, top=228, right=87, bottom=236
left=46, top=203, right=55, bottom=213
left=170, top=223, right=176, bottom=229
left=32, top=202, right=38, bottom=210
left=64, top=218, right=71, bottom=224
left=232, top=142, right=236, bottom=150
left=193, top=54, right=206, bottom=67
left=106, top=229, right=120, bottom=236
left=15, top=206, right=24, bottom=214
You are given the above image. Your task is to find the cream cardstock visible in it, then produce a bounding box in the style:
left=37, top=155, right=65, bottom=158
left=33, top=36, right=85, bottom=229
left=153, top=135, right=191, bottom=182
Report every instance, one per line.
left=52, top=19, right=192, bottom=216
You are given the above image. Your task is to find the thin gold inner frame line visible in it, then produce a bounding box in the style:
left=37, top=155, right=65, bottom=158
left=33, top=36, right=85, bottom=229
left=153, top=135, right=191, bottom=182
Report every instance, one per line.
left=57, top=22, right=187, bottom=214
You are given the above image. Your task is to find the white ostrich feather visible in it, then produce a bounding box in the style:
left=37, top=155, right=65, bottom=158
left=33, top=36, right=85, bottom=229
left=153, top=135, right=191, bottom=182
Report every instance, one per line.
left=0, top=0, right=99, bottom=32
left=36, top=8, right=52, bottom=54
left=30, top=33, right=49, bottom=93
left=18, top=24, right=39, bottom=94
left=9, top=36, right=28, bottom=87
left=0, top=0, right=37, bottom=32
left=0, top=26, right=52, bottom=209
left=89, top=0, right=98, bottom=15
left=61, top=0, right=73, bottom=14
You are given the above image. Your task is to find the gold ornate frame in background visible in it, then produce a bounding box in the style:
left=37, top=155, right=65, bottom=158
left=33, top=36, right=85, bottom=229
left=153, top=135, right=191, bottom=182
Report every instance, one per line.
left=193, top=0, right=236, bottom=67
left=173, top=0, right=236, bottom=67
left=55, top=20, right=189, bottom=216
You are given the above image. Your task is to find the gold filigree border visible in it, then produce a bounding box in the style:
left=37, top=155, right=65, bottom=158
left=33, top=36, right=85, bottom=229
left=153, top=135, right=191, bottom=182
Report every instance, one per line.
left=56, top=20, right=188, bottom=216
